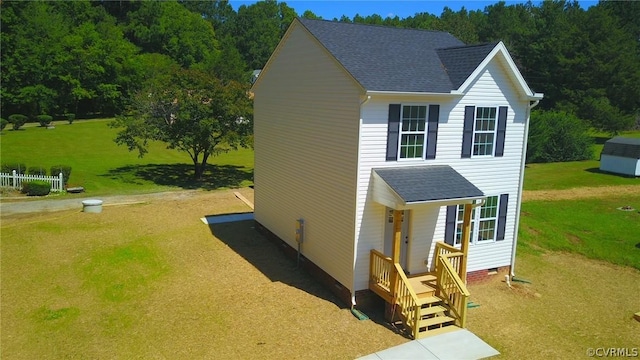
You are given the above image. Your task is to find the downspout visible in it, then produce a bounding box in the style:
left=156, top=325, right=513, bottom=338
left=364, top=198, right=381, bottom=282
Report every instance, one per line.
left=510, top=98, right=541, bottom=277
left=351, top=95, right=372, bottom=308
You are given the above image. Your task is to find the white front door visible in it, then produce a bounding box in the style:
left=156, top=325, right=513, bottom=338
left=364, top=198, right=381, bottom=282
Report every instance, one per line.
left=384, top=208, right=410, bottom=271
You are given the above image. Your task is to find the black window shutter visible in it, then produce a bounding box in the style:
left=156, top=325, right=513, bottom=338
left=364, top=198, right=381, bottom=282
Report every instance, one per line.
left=496, top=194, right=509, bottom=241
left=461, top=106, right=475, bottom=158
left=444, top=205, right=457, bottom=245
left=495, top=106, right=508, bottom=157
left=426, top=105, right=440, bottom=159
left=386, top=104, right=401, bottom=161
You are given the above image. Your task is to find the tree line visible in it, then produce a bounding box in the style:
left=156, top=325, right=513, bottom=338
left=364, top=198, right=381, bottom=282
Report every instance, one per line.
left=1, top=0, right=638, bottom=133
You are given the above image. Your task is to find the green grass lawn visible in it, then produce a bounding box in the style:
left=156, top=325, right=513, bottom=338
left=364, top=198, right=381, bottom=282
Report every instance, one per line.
left=518, top=194, right=640, bottom=270
left=524, top=130, right=640, bottom=190
left=0, top=120, right=254, bottom=196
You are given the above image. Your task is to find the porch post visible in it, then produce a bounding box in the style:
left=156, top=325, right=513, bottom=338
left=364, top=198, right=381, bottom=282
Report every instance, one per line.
left=391, top=210, right=402, bottom=264
left=390, top=210, right=402, bottom=300
left=459, top=203, right=472, bottom=282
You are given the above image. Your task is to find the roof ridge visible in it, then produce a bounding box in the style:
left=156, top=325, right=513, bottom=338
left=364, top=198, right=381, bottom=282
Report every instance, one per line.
left=438, top=42, right=499, bottom=51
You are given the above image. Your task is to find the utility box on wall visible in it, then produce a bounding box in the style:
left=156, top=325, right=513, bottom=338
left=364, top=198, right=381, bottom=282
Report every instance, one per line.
left=295, top=218, right=305, bottom=244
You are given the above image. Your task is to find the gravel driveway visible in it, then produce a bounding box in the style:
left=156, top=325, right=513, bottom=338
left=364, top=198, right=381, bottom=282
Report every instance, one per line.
left=0, top=190, right=204, bottom=216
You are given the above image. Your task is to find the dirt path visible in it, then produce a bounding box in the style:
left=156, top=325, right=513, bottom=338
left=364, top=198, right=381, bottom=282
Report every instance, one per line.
left=522, top=184, right=640, bottom=201
left=0, top=190, right=206, bottom=217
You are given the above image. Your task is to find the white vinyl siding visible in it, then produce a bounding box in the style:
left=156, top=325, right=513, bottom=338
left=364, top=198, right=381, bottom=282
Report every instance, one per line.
left=354, top=58, right=529, bottom=291
left=253, top=23, right=361, bottom=292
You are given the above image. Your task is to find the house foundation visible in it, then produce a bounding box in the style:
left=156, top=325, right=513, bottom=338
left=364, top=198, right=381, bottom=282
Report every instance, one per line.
left=466, top=266, right=511, bottom=283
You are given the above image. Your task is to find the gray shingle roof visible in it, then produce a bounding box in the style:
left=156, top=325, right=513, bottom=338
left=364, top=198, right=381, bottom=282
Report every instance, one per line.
left=373, top=165, right=484, bottom=203
left=437, top=43, right=498, bottom=89
left=298, top=18, right=492, bottom=93
left=601, top=137, right=640, bottom=158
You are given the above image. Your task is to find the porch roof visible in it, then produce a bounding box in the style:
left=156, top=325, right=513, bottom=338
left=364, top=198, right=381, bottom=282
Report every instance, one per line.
left=372, top=165, right=485, bottom=209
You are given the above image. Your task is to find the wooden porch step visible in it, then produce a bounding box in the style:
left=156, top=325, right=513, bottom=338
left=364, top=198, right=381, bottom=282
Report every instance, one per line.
left=420, top=305, right=447, bottom=317
left=418, top=315, right=456, bottom=329
left=416, top=325, right=461, bottom=339
left=418, top=296, right=443, bottom=306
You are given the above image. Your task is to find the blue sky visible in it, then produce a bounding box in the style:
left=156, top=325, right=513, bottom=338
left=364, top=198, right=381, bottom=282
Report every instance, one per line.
left=230, top=1, right=598, bottom=20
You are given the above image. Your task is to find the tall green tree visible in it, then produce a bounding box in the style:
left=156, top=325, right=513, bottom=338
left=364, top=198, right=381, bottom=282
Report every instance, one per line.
left=1, top=1, right=140, bottom=117
left=110, top=69, right=253, bottom=179
left=232, top=0, right=297, bottom=69
left=125, top=1, right=219, bottom=68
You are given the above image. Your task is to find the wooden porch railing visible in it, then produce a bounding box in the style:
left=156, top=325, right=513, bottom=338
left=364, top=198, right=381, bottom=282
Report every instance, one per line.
left=436, top=254, right=470, bottom=327
left=433, top=241, right=465, bottom=279
left=393, top=263, right=421, bottom=339
left=370, top=244, right=469, bottom=338
left=370, top=249, right=394, bottom=302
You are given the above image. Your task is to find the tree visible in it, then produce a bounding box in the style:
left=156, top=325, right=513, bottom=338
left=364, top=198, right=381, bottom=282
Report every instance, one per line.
left=301, top=10, right=322, bottom=20
left=526, top=110, right=593, bottom=163
left=232, top=0, right=297, bottom=69
left=110, top=69, right=253, bottom=179
left=125, top=1, right=219, bottom=68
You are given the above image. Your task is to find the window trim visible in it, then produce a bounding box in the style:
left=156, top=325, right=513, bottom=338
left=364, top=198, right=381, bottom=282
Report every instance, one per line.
left=471, top=106, right=498, bottom=157
left=397, top=104, right=428, bottom=160
left=454, top=195, right=501, bottom=245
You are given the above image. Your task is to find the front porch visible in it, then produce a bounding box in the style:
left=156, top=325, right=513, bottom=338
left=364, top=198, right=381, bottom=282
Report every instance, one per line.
left=369, top=242, right=471, bottom=339
left=368, top=166, right=483, bottom=339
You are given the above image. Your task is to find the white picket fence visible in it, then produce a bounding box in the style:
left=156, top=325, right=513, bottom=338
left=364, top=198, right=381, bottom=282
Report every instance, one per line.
left=0, top=170, right=65, bottom=192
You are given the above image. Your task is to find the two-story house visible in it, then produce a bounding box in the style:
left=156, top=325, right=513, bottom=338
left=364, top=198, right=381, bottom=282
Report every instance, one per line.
left=251, top=18, right=542, bottom=338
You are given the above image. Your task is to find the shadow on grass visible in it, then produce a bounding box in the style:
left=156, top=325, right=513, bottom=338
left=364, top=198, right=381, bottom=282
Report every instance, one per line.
left=208, top=220, right=400, bottom=335
left=103, top=163, right=253, bottom=190
left=593, top=136, right=609, bottom=145
left=584, top=167, right=636, bottom=178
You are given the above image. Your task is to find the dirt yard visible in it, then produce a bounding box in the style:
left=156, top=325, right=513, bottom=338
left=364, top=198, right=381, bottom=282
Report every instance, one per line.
left=1, top=188, right=639, bottom=359
left=0, top=189, right=406, bottom=360
left=522, top=184, right=640, bottom=201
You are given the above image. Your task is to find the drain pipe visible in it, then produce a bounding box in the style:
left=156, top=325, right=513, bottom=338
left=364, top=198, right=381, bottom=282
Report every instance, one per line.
left=510, top=98, right=542, bottom=278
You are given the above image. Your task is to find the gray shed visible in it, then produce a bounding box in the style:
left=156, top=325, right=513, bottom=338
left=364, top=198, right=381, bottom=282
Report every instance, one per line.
left=600, top=137, right=640, bottom=176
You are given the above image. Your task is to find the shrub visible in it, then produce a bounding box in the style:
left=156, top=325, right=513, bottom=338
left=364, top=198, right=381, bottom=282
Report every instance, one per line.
left=527, top=110, right=593, bottom=163
left=50, top=165, right=71, bottom=186
left=28, top=166, right=47, bottom=176
left=65, top=113, right=75, bottom=124
left=21, top=180, right=51, bottom=196
left=1, top=163, right=27, bottom=174
left=36, top=114, right=53, bottom=127
left=8, top=114, right=28, bottom=130
left=0, top=118, right=7, bottom=131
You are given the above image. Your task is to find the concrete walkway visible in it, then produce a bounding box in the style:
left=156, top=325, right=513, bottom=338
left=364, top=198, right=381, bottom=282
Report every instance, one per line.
left=358, top=329, right=499, bottom=360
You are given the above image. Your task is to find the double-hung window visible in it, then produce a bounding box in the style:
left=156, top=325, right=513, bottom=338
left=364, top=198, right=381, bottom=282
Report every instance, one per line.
left=386, top=104, right=440, bottom=161
left=447, top=194, right=508, bottom=246
left=462, top=105, right=507, bottom=158
left=399, top=105, right=427, bottom=159
left=473, top=107, right=497, bottom=156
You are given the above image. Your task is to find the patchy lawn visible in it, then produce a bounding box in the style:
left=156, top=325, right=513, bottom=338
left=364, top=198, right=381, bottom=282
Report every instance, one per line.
left=468, top=250, right=640, bottom=359
left=0, top=189, right=405, bottom=359
left=2, top=188, right=639, bottom=359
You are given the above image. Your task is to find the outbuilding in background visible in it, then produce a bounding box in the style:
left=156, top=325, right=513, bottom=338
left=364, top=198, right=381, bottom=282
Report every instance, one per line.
left=600, top=137, right=640, bottom=177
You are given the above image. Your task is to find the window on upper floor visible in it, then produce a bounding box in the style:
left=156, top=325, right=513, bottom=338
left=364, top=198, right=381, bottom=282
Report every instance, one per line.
left=445, top=194, right=509, bottom=246
left=462, top=105, right=508, bottom=158
left=473, top=107, right=497, bottom=156
left=386, top=104, right=439, bottom=161
left=399, top=105, right=427, bottom=159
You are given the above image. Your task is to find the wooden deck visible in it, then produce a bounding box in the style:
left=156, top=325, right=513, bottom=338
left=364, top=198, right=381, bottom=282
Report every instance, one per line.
left=407, top=273, right=437, bottom=300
